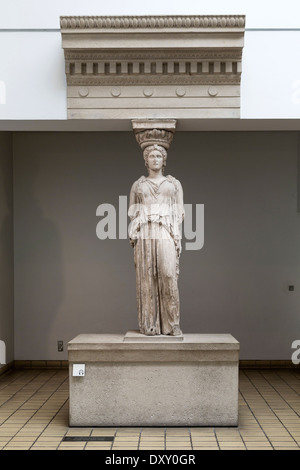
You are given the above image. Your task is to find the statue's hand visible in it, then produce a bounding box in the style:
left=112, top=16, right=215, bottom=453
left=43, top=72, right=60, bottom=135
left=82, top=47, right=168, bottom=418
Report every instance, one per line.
left=176, top=243, right=182, bottom=257
left=130, top=239, right=136, bottom=248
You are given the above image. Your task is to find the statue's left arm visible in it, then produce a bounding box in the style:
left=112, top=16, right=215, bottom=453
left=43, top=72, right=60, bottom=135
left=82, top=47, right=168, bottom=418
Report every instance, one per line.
left=175, top=180, right=185, bottom=222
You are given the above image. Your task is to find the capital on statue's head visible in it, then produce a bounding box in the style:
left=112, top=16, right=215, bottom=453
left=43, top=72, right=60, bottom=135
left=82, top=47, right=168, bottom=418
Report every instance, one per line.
left=132, top=119, right=177, bottom=151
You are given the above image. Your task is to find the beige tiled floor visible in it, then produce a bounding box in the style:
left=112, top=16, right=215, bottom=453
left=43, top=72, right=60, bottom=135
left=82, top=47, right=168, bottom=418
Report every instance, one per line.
left=0, top=368, right=299, bottom=450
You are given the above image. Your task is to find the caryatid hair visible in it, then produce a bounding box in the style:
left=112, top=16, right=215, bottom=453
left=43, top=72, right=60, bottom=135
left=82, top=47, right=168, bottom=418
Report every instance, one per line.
left=143, top=144, right=168, bottom=170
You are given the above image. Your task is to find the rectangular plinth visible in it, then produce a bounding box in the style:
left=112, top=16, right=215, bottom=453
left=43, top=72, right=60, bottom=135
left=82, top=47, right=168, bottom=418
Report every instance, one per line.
left=123, top=330, right=184, bottom=342
left=68, top=332, right=240, bottom=427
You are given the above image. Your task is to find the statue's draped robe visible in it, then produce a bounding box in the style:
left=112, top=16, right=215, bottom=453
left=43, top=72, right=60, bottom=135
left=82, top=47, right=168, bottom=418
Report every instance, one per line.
left=129, top=175, right=184, bottom=335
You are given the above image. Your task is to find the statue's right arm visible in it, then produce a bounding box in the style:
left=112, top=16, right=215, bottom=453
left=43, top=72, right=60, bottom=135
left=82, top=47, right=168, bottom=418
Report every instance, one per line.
left=128, top=180, right=138, bottom=220
left=128, top=181, right=139, bottom=247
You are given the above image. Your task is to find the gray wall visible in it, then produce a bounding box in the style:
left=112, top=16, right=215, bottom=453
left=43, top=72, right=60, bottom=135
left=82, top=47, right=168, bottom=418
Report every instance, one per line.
left=0, top=132, right=14, bottom=364
left=13, top=131, right=300, bottom=360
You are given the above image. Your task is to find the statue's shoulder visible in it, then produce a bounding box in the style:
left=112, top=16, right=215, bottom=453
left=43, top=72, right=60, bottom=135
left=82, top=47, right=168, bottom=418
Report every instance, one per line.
left=131, top=175, right=146, bottom=191
left=137, top=175, right=146, bottom=183
left=166, top=175, right=181, bottom=190
left=130, top=176, right=146, bottom=193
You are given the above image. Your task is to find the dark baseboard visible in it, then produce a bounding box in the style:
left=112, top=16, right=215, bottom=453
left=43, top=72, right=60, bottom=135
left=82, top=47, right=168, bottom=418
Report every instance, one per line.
left=13, top=360, right=69, bottom=369
left=239, top=360, right=299, bottom=369
left=1, top=360, right=298, bottom=373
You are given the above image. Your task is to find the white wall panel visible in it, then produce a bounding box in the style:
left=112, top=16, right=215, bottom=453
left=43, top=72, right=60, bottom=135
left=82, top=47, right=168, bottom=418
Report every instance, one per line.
left=1, top=0, right=300, bottom=30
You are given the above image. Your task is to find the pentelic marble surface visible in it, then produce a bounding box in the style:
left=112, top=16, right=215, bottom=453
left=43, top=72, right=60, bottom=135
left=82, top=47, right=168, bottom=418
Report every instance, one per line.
left=129, top=121, right=184, bottom=337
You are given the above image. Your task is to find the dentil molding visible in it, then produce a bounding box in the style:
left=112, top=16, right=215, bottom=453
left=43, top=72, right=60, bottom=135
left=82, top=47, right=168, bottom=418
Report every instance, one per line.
left=60, top=15, right=245, bottom=120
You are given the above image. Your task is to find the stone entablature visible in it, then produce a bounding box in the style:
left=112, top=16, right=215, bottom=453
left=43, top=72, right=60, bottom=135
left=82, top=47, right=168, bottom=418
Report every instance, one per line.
left=60, top=15, right=245, bottom=120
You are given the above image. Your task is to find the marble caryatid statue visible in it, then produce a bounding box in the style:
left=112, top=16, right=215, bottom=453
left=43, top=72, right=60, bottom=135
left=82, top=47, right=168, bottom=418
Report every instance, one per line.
left=128, top=125, right=184, bottom=336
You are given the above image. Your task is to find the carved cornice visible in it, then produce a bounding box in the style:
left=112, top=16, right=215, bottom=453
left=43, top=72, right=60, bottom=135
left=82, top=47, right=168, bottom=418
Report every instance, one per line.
left=60, top=15, right=245, bottom=30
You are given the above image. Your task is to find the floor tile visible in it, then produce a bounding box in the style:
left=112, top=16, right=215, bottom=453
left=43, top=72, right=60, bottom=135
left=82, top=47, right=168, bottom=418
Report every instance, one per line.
left=0, top=368, right=299, bottom=451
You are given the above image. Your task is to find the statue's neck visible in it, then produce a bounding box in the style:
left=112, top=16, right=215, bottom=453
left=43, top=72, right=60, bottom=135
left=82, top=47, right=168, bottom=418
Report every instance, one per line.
left=147, top=169, right=164, bottom=180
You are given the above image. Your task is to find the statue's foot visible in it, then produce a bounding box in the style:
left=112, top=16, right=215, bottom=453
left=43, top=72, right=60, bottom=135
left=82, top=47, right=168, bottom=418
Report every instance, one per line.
left=169, top=326, right=182, bottom=336
left=142, top=327, right=157, bottom=336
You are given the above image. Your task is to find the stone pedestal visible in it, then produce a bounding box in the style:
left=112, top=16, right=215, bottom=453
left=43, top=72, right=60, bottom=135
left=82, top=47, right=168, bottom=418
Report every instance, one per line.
left=68, top=332, right=240, bottom=427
